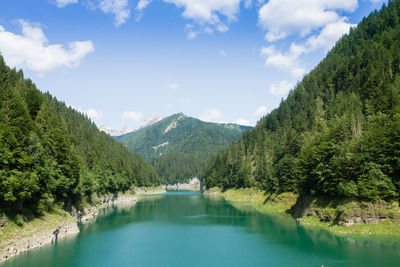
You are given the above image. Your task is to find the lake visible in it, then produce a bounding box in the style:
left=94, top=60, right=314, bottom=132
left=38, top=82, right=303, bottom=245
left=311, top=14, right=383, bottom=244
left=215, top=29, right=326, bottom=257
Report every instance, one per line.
left=2, top=191, right=400, bottom=267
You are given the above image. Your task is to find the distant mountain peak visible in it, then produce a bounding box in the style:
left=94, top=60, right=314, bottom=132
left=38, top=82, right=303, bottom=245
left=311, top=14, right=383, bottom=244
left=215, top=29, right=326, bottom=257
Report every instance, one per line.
left=99, top=124, right=133, bottom=136
left=135, top=114, right=162, bottom=131
left=99, top=115, right=162, bottom=137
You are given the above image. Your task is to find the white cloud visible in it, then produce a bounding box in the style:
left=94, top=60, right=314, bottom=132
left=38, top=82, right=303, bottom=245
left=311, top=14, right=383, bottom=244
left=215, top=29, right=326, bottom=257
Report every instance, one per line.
left=260, top=19, right=354, bottom=78
left=70, top=105, right=103, bottom=121
left=84, top=109, right=103, bottom=120
left=136, top=0, right=152, bottom=10
left=254, top=106, right=268, bottom=117
left=269, top=80, right=294, bottom=96
left=243, top=0, right=252, bottom=9
left=200, top=108, right=223, bottom=123
left=135, top=0, right=152, bottom=21
left=258, top=0, right=357, bottom=42
left=165, top=103, right=174, bottom=110
left=304, top=19, right=355, bottom=52
left=0, top=21, right=94, bottom=73
left=98, top=0, right=130, bottom=27
left=137, top=0, right=242, bottom=38
left=168, top=83, right=181, bottom=89
left=164, top=0, right=240, bottom=23
left=260, top=45, right=305, bottom=78
left=122, top=111, right=143, bottom=122
left=235, top=118, right=252, bottom=126
left=219, top=49, right=226, bottom=56
left=54, top=0, right=79, bottom=7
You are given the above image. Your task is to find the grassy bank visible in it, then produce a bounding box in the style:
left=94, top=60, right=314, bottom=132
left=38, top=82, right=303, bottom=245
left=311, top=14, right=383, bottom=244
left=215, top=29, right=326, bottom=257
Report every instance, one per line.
left=205, top=187, right=400, bottom=237
left=0, top=208, right=76, bottom=253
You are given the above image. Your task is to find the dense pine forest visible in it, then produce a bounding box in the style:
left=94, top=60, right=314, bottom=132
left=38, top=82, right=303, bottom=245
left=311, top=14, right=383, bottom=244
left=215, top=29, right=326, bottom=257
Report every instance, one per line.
left=0, top=57, right=160, bottom=216
left=205, top=0, right=400, bottom=201
left=118, top=113, right=251, bottom=184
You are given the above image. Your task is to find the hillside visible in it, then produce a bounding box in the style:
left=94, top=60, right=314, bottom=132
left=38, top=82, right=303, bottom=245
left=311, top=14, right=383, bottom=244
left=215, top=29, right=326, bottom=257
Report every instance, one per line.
left=0, top=56, right=160, bottom=216
left=204, top=0, right=400, bottom=202
left=117, top=113, right=251, bottom=184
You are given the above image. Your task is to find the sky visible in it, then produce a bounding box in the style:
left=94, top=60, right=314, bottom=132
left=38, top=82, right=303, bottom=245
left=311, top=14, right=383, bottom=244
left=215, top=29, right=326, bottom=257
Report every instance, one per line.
left=0, top=0, right=388, bottom=129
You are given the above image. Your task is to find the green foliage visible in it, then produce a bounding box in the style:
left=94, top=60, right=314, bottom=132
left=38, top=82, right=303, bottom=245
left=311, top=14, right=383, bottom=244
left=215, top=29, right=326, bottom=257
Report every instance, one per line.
left=118, top=113, right=251, bottom=184
left=204, top=0, right=400, bottom=201
left=0, top=56, right=160, bottom=215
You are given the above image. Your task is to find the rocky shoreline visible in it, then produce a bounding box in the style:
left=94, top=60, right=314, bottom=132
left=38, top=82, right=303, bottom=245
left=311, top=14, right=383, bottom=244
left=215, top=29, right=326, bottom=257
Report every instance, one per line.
left=162, top=177, right=202, bottom=191
left=205, top=187, right=400, bottom=236
left=0, top=188, right=165, bottom=263
left=0, top=218, right=79, bottom=263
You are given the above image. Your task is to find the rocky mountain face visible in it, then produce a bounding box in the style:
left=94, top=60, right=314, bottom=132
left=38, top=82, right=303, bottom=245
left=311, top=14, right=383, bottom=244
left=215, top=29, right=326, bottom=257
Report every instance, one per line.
left=99, top=115, right=162, bottom=137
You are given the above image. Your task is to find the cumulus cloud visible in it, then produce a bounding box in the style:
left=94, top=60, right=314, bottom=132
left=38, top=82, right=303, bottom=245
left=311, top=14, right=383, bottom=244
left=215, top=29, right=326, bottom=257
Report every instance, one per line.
left=269, top=80, right=294, bottom=96
left=258, top=0, right=357, bottom=42
left=97, top=0, right=130, bottom=27
left=200, top=108, right=223, bottom=123
left=84, top=109, right=103, bottom=120
left=137, top=0, right=152, bottom=10
left=70, top=106, right=103, bottom=121
left=54, top=0, right=79, bottom=7
left=304, top=19, right=356, bottom=52
left=136, top=0, right=242, bottom=38
left=260, top=19, right=354, bottom=78
left=135, top=0, right=152, bottom=21
left=254, top=106, right=268, bottom=117
left=122, top=111, right=143, bottom=122
left=235, top=118, right=252, bottom=126
left=0, top=21, right=94, bottom=73
left=261, top=45, right=305, bottom=78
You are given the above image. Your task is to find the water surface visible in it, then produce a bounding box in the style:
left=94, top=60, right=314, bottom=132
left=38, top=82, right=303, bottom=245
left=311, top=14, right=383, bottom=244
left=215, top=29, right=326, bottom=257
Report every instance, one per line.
left=2, top=191, right=400, bottom=266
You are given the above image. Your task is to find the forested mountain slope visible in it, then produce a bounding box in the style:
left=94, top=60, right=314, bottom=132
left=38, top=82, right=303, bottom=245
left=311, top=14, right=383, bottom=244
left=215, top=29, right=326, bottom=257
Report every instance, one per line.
left=117, top=113, right=251, bottom=184
left=0, top=56, right=160, bottom=215
left=205, top=0, right=400, bottom=201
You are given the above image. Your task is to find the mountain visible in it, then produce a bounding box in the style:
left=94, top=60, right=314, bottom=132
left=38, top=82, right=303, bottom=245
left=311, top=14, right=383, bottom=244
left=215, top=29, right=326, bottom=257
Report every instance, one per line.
left=0, top=56, right=160, bottom=216
left=99, top=125, right=133, bottom=136
left=117, top=113, right=252, bottom=184
left=135, top=115, right=162, bottom=131
left=204, top=1, right=400, bottom=202
left=99, top=115, right=162, bottom=137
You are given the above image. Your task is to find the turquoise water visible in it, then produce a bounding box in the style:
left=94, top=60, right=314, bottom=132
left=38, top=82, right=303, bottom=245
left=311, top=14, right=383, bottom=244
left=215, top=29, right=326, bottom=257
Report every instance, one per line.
left=2, top=191, right=400, bottom=266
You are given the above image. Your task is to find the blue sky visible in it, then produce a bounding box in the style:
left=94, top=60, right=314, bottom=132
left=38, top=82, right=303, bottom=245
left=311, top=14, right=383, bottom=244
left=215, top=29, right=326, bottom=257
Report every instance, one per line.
left=0, top=0, right=387, bottom=129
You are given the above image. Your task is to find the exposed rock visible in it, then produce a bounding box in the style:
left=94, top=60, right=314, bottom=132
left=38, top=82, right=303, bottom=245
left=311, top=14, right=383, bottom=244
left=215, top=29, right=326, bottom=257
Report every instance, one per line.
left=163, top=177, right=202, bottom=191
left=134, top=187, right=166, bottom=195
left=293, top=196, right=400, bottom=227
left=0, top=217, right=7, bottom=227
left=0, top=220, right=79, bottom=263
left=0, top=193, right=139, bottom=263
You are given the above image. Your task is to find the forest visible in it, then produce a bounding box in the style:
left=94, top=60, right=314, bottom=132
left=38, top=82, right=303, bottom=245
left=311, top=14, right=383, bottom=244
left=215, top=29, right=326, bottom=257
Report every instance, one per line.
left=118, top=113, right=250, bottom=184
left=0, top=58, right=160, bottom=216
left=204, top=0, right=400, bottom=201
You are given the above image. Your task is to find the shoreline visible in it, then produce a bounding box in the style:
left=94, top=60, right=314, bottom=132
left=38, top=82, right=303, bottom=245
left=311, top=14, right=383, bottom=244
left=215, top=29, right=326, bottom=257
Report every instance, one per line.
left=0, top=187, right=166, bottom=263
left=205, top=187, right=400, bottom=237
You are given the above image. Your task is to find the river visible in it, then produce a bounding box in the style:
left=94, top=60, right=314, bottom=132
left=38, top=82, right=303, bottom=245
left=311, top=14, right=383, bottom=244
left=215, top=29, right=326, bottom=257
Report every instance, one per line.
left=2, top=191, right=400, bottom=266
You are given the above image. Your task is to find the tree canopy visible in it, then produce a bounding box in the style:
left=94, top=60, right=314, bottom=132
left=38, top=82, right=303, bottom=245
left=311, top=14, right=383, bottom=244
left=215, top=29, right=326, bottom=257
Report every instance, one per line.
left=204, top=0, right=400, bottom=202
left=0, top=56, right=160, bottom=215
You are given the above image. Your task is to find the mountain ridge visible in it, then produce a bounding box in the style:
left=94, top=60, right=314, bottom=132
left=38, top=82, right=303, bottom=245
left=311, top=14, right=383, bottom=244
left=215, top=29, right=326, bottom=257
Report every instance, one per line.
left=117, top=112, right=252, bottom=184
